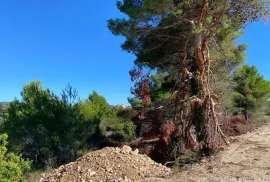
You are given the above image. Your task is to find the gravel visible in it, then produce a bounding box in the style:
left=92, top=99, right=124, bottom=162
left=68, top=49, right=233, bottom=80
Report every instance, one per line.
left=39, top=145, right=171, bottom=182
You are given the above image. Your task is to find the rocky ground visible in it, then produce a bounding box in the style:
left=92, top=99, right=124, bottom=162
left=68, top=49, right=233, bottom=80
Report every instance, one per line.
left=39, top=145, right=171, bottom=182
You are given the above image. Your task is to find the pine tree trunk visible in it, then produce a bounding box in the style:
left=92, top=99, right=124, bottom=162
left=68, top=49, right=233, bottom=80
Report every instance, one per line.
left=190, top=22, right=210, bottom=154
left=190, top=1, right=212, bottom=154
left=244, top=106, right=248, bottom=121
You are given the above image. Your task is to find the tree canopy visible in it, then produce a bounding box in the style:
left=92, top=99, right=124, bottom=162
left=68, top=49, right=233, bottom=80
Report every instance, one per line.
left=2, top=81, right=86, bottom=168
left=1, top=81, right=136, bottom=169
left=233, top=65, right=270, bottom=120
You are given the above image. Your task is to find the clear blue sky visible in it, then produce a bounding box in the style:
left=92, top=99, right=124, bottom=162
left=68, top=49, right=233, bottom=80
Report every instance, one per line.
left=0, top=1, right=269, bottom=105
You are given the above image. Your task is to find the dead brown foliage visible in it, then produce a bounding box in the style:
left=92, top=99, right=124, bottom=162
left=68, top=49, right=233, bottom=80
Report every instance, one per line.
left=221, top=116, right=250, bottom=137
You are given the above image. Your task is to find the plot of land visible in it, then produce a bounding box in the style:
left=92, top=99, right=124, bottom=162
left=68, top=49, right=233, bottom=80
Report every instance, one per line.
left=145, top=122, right=270, bottom=182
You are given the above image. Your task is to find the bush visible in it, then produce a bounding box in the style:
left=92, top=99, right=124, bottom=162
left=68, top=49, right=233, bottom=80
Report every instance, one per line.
left=99, top=117, right=136, bottom=142
left=0, top=133, right=31, bottom=182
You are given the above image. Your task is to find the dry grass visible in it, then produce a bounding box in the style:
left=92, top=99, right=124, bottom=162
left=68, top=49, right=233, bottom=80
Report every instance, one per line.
left=26, top=168, right=54, bottom=182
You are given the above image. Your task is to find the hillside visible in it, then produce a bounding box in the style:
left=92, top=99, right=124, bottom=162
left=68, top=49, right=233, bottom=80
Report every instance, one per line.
left=0, top=102, right=8, bottom=107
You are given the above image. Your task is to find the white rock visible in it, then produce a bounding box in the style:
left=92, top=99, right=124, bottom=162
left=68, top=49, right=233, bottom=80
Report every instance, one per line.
left=120, top=145, right=132, bottom=154
left=131, top=149, right=139, bottom=155
left=99, top=153, right=106, bottom=157
left=90, top=171, right=96, bottom=176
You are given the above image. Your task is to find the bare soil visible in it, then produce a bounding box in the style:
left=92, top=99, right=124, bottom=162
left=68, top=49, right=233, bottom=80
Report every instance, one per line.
left=144, top=121, right=270, bottom=182
left=39, top=146, right=171, bottom=182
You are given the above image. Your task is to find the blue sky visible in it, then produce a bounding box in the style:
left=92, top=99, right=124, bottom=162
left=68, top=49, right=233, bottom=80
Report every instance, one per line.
left=0, top=1, right=269, bottom=105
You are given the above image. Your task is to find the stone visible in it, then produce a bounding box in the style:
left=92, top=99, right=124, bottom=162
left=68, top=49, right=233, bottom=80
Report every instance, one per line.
left=99, top=153, right=106, bottom=157
left=131, top=149, right=139, bottom=155
left=90, top=171, right=96, bottom=176
left=120, top=145, right=132, bottom=154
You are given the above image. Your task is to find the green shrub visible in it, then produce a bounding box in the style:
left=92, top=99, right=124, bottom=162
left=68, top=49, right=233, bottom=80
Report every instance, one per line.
left=0, top=133, right=31, bottom=182
left=99, top=117, right=136, bottom=141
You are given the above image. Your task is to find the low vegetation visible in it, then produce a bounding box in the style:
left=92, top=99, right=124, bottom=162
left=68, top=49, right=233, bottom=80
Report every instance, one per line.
left=0, top=133, right=31, bottom=182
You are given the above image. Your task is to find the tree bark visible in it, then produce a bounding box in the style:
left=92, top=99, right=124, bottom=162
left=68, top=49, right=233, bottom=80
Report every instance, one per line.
left=244, top=106, right=248, bottom=121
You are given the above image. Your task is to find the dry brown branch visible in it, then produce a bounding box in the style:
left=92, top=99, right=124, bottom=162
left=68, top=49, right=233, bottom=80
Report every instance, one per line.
left=140, top=138, right=160, bottom=144
left=210, top=98, right=229, bottom=146
left=200, top=1, right=209, bottom=24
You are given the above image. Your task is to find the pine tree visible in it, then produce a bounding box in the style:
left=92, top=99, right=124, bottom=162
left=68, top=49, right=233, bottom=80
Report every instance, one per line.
left=109, top=0, right=269, bottom=153
left=233, top=65, right=270, bottom=121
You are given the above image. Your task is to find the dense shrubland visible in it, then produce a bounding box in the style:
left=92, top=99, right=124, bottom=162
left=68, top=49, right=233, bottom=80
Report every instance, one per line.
left=0, top=81, right=135, bottom=172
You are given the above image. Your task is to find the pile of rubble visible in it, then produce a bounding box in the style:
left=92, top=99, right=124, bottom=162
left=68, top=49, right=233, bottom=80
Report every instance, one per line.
left=39, top=145, right=171, bottom=182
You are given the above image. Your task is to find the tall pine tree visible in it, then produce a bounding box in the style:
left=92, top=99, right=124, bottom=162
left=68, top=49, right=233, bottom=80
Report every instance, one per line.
left=109, top=0, right=269, bottom=153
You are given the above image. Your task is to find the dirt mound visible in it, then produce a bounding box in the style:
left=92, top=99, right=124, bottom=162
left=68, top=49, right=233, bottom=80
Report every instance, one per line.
left=39, top=145, right=171, bottom=182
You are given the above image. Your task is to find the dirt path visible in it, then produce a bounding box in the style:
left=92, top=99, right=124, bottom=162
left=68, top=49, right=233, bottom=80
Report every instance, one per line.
left=144, top=122, right=270, bottom=182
